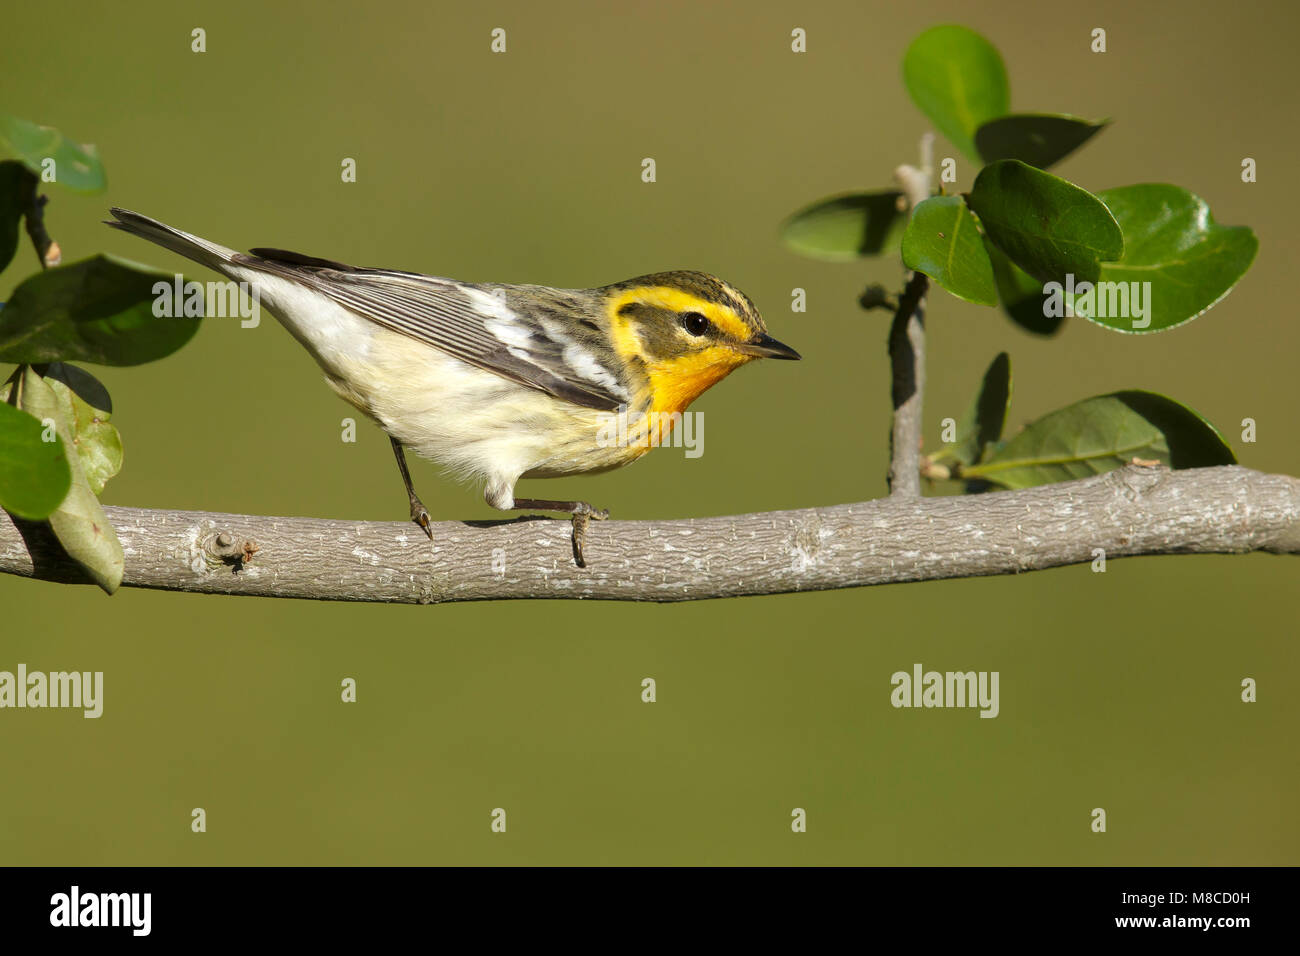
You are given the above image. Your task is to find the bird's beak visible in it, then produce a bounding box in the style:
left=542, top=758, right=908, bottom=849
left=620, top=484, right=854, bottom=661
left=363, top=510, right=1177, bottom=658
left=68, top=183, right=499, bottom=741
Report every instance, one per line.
left=737, top=333, right=801, bottom=360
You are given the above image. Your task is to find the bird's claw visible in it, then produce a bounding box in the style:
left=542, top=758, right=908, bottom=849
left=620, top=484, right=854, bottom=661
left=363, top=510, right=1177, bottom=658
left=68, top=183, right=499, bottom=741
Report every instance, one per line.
left=409, top=498, right=433, bottom=541
left=570, top=507, right=607, bottom=567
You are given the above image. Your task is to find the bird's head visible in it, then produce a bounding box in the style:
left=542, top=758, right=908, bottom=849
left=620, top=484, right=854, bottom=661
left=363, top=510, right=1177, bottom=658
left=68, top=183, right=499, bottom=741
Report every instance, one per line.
left=602, top=270, right=799, bottom=414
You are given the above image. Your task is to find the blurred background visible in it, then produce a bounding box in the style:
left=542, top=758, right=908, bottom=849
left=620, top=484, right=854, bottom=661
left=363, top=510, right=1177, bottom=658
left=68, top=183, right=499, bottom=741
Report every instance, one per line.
left=1, top=0, right=1296, bottom=864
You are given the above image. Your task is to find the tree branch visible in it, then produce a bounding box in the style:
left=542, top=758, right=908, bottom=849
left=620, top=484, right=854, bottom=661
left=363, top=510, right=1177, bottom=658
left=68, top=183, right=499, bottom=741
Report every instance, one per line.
left=2, top=465, right=1296, bottom=603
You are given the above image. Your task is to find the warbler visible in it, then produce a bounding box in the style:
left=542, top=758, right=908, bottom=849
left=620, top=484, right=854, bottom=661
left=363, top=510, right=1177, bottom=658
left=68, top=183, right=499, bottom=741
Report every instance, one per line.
left=106, top=208, right=799, bottom=565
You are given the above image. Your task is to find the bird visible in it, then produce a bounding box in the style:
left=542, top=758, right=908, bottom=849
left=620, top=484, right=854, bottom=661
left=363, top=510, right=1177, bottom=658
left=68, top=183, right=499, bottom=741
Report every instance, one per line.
left=106, top=208, right=800, bottom=566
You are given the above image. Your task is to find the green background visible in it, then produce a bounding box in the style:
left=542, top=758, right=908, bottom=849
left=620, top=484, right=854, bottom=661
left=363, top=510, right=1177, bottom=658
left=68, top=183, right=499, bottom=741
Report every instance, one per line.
left=2, top=0, right=1296, bottom=864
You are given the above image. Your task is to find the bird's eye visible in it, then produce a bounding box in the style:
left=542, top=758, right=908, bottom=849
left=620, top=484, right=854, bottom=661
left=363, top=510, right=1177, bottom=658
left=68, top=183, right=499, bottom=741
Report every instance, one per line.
left=680, top=311, right=710, bottom=336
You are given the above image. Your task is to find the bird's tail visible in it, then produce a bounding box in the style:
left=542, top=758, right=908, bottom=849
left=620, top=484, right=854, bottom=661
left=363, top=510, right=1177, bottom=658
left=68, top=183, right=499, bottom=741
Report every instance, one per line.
left=104, top=208, right=239, bottom=273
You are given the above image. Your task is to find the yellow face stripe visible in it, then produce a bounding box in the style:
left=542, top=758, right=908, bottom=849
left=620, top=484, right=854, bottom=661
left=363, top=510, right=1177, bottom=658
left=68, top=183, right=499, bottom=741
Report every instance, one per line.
left=607, top=286, right=755, bottom=343
left=606, top=295, right=647, bottom=368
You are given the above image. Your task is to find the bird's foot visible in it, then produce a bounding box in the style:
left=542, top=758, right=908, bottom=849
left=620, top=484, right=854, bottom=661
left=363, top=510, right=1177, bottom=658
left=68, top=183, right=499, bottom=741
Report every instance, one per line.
left=570, top=504, right=609, bottom=568
left=409, top=494, right=433, bottom=541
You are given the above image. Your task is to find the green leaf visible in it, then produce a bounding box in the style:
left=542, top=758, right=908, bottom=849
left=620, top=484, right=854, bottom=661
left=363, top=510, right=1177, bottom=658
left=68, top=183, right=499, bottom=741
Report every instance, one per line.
left=964, top=390, right=1236, bottom=489
left=968, top=159, right=1123, bottom=284
left=986, top=240, right=1065, bottom=335
left=13, top=367, right=123, bottom=592
left=780, top=191, right=906, bottom=260
left=0, top=396, right=71, bottom=519
left=0, top=254, right=201, bottom=365
left=36, top=359, right=113, bottom=412
left=1069, top=184, right=1258, bottom=333
left=901, top=195, right=997, bottom=305
left=939, top=352, right=1011, bottom=467
left=35, top=363, right=122, bottom=495
left=902, top=25, right=1009, bottom=161
left=0, top=115, right=106, bottom=193
left=0, top=161, right=35, bottom=274
left=975, top=114, right=1108, bottom=169
left=4, top=361, right=124, bottom=498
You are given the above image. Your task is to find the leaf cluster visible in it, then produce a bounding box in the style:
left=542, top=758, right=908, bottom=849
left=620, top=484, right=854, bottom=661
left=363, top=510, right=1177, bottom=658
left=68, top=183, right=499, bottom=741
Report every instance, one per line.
left=0, top=116, right=202, bottom=591
left=781, top=26, right=1248, bottom=490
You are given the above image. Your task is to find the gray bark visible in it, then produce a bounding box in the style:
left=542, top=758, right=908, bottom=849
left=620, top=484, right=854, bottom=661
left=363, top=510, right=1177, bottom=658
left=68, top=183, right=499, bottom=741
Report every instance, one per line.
left=887, top=270, right=927, bottom=496
left=887, top=150, right=933, bottom=498
left=2, top=464, right=1296, bottom=604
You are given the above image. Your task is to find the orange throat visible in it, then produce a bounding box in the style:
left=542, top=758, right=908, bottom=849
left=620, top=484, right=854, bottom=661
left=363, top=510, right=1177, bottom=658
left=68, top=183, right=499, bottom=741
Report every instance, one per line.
left=646, top=347, right=752, bottom=418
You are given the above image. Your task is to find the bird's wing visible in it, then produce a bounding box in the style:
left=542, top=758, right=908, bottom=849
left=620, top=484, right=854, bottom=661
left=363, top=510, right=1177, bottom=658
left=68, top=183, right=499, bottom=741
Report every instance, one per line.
left=236, top=249, right=629, bottom=411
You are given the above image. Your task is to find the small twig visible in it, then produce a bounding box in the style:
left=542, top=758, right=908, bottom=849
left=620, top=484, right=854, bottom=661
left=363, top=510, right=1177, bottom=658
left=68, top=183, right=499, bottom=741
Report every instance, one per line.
left=886, top=270, right=928, bottom=495
left=886, top=133, right=935, bottom=497
left=22, top=172, right=60, bottom=269
left=858, top=283, right=897, bottom=312
left=895, top=132, right=934, bottom=210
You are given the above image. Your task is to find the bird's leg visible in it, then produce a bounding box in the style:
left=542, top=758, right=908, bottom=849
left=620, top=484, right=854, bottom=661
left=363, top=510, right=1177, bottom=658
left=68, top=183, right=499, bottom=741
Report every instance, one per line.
left=511, top=497, right=609, bottom=568
left=390, top=437, right=432, bottom=540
